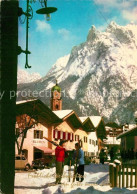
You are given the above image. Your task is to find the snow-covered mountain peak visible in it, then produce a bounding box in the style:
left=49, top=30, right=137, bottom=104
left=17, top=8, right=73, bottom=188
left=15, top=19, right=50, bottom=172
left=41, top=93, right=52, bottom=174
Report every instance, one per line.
left=18, top=22, right=137, bottom=124
left=106, top=21, right=118, bottom=30
left=46, top=54, right=70, bottom=77
left=87, top=25, right=99, bottom=42
left=17, top=69, right=41, bottom=84
left=106, top=21, right=137, bottom=45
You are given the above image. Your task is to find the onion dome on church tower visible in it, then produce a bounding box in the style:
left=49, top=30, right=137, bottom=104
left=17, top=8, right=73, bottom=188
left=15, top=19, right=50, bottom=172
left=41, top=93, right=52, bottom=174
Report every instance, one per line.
left=51, top=80, right=61, bottom=93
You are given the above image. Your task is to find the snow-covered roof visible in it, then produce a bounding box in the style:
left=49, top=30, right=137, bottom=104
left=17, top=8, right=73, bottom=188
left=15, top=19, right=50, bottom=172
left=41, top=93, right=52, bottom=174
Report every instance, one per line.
left=89, top=116, right=102, bottom=128
left=79, top=116, right=88, bottom=123
left=16, top=99, right=37, bottom=104
left=103, top=136, right=121, bottom=145
left=53, top=110, right=73, bottom=119
left=123, top=124, right=136, bottom=131
left=16, top=99, right=62, bottom=125
left=117, top=126, right=137, bottom=139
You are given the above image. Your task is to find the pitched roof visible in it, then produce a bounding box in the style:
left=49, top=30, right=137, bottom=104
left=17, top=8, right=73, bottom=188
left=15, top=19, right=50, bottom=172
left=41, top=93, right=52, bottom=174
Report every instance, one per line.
left=53, top=110, right=83, bottom=129
left=89, top=116, right=102, bottom=128
left=117, top=126, right=137, bottom=139
left=53, top=110, right=73, bottom=119
left=16, top=99, right=62, bottom=126
left=79, top=116, right=88, bottom=123
left=79, top=116, right=95, bottom=132
left=16, top=99, right=37, bottom=104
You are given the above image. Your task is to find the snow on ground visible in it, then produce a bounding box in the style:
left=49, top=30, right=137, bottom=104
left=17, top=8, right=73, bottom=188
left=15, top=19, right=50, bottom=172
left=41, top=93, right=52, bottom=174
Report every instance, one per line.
left=14, top=163, right=137, bottom=194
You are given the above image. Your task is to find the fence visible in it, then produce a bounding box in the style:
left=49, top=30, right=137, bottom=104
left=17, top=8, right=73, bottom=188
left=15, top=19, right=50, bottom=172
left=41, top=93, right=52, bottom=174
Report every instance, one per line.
left=109, top=162, right=137, bottom=188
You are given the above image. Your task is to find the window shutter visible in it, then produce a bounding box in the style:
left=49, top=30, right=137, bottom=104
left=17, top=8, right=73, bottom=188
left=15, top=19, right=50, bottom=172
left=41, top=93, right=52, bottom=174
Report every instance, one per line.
left=70, top=133, right=72, bottom=141
left=53, top=130, right=55, bottom=138
left=72, top=133, right=74, bottom=141
left=63, top=132, right=66, bottom=140
left=78, top=135, right=79, bottom=141
left=34, top=130, right=36, bottom=139
left=58, top=131, right=61, bottom=139
left=40, top=131, right=43, bottom=139
left=68, top=133, right=70, bottom=140
left=75, top=135, right=76, bottom=141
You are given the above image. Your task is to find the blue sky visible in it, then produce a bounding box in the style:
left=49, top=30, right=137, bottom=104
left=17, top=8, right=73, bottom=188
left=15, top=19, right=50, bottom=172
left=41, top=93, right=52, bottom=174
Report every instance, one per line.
left=18, top=0, right=137, bottom=76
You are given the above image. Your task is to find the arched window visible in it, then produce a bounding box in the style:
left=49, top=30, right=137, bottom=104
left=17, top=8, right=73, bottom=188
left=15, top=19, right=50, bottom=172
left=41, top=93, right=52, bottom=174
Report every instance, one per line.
left=56, top=104, right=59, bottom=109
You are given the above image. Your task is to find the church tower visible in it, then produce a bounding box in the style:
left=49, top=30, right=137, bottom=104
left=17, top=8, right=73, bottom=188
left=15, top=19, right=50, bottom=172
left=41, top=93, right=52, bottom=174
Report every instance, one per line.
left=51, top=80, right=62, bottom=111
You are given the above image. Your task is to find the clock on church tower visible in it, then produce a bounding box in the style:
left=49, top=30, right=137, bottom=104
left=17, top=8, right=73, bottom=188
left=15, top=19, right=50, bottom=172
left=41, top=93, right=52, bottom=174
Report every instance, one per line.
left=51, top=80, right=62, bottom=111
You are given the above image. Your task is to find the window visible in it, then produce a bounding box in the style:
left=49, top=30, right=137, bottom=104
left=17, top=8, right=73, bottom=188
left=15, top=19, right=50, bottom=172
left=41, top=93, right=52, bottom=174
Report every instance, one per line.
left=53, top=130, right=58, bottom=139
left=21, top=157, right=26, bottom=160
left=96, top=140, right=98, bottom=145
left=68, top=133, right=70, bottom=140
left=65, top=132, right=68, bottom=140
left=34, top=130, right=43, bottom=139
left=75, top=135, right=79, bottom=141
left=60, top=131, right=63, bottom=139
left=80, top=141, right=83, bottom=148
left=89, top=139, right=91, bottom=144
left=70, top=133, right=74, bottom=142
left=57, top=131, right=61, bottom=139
left=84, top=136, right=87, bottom=143
left=92, top=140, right=95, bottom=146
left=63, top=132, right=66, bottom=140
left=55, top=104, right=59, bottom=109
left=15, top=156, right=20, bottom=160
left=72, top=133, right=74, bottom=141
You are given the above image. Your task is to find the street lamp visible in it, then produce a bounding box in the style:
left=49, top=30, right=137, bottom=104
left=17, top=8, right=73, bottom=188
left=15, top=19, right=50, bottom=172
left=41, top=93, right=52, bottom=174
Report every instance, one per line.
left=18, top=0, right=57, bottom=68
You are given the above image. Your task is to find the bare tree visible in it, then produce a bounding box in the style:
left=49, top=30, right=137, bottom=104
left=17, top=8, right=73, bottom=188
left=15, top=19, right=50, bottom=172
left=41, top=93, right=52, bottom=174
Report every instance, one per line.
left=15, top=114, right=37, bottom=155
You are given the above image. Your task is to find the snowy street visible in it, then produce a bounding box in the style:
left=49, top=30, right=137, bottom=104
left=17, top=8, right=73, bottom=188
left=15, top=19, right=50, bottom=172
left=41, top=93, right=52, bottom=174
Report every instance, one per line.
left=14, top=163, right=137, bottom=194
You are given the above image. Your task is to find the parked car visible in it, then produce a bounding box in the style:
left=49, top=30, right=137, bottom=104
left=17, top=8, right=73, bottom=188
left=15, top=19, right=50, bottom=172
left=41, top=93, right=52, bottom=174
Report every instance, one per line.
left=31, top=156, right=53, bottom=170
left=15, top=155, right=30, bottom=171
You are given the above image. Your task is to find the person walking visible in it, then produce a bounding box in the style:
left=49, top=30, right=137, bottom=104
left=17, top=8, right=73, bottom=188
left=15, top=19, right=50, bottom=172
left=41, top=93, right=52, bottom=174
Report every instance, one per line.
left=55, top=140, right=67, bottom=184
left=99, top=149, right=106, bottom=164
left=74, top=143, right=85, bottom=182
left=109, top=147, right=114, bottom=162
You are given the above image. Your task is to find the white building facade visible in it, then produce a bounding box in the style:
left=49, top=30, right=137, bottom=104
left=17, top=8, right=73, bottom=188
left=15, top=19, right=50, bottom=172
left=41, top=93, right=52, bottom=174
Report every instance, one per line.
left=88, top=131, right=98, bottom=157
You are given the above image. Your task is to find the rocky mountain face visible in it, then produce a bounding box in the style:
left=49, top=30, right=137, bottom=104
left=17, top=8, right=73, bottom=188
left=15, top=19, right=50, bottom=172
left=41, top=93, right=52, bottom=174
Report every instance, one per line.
left=17, top=22, right=137, bottom=124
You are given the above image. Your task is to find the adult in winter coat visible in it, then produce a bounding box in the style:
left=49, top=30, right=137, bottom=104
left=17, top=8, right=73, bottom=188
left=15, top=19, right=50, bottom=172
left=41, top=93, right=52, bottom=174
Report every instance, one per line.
left=99, top=149, right=106, bottom=164
left=109, top=147, right=114, bottom=161
left=74, top=143, right=85, bottom=182
left=55, top=140, right=67, bottom=184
